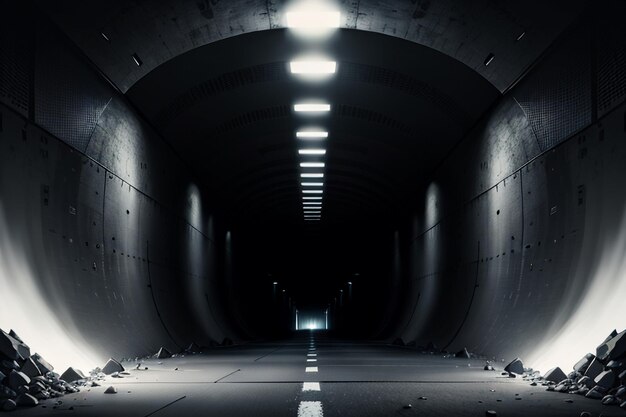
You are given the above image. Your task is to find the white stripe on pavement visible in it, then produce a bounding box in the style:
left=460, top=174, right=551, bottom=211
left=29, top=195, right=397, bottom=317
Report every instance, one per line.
left=307, top=353, right=317, bottom=357
left=307, top=359, right=317, bottom=362
left=298, top=401, right=323, bottom=417
left=302, top=382, right=321, bottom=392
left=305, top=367, right=318, bottom=372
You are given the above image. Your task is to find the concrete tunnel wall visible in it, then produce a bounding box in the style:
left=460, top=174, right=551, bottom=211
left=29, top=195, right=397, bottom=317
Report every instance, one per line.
left=395, top=3, right=626, bottom=372
left=0, top=5, right=237, bottom=370
left=1, top=1, right=626, bottom=375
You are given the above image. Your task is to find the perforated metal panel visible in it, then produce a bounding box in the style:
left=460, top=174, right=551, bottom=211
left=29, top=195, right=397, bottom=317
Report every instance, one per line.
left=596, top=11, right=626, bottom=117
left=0, top=14, right=31, bottom=117
left=514, top=24, right=593, bottom=152
left=34, top=25, right=111, bottom=153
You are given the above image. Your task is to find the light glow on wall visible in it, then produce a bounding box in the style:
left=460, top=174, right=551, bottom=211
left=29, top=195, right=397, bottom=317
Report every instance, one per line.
left=0, top=202, right=101, bottom=372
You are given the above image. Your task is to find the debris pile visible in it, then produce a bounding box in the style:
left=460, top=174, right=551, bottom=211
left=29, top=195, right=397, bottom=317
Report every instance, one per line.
left=517, top=329, right=626, bottom=411
left=0, top=328, right=82, bottom=412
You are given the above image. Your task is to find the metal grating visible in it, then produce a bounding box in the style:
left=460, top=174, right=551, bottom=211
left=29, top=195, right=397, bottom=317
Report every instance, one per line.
left=34, top=25, right=111, bottom=153
left=0, top=15, right=31, bottom=117
left=514, top=23, right=592, bottom=152
left=596, top=13, right=626, bottom=117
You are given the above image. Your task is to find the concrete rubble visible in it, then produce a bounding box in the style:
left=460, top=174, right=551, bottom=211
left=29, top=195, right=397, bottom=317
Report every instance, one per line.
left=514, top=328, right=626, bottom=412
left=0, top=326, right=128, bottom=413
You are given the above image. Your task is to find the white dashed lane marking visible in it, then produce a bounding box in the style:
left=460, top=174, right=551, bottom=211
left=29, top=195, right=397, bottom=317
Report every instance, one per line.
left=302, top=382, right=321, bottom=392
left=307, top=353, right=317, bottom=357
left=298, top=401, right=323, bottom=417
left=305, top=367, right=318, bottom=373
left=307, top=359, right=317, bottom=362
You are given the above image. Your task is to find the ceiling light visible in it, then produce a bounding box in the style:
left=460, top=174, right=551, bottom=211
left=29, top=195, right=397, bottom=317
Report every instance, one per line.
left=302, top=182, right=324, bottom=186
left=299, top=149, right=326, bottom=155
left=290, top=61, right=336, bottom=74
left=303, top=190, right=323, bottom=194
left=297, top=131, right=328, bottom=139
left=303, top=197, right=322, bottom=200
left=300, top=162, right=325, bottom=168
left=304, top=215, right=322, bottom=218
left=132, top=53, right=143, bottom=67
left=303, top=203, right=322, bottom=206
left=286, top=11, right=340, bottom=29
left=301, top=173, right=324, bottom=178
left=294, top=104, right=330, bottom=113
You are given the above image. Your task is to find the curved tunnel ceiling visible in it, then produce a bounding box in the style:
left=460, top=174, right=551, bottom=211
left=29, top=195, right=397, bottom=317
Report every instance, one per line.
left=35, top=1, right=588, bottom=228
left=124, top=29, right=499, bottom=226
left=40, top=0, right=585, bottom=93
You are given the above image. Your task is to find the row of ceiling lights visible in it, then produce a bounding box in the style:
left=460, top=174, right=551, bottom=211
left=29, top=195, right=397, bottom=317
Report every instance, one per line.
left=286, top=6, right=341, bottom=222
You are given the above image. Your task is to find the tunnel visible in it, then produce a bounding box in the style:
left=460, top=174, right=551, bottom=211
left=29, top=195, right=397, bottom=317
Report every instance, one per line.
left=1, top=0, right=626, bottom=415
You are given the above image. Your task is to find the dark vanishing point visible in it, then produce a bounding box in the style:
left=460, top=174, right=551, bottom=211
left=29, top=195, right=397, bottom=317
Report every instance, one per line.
left=1, top=0, right=625, bottom=416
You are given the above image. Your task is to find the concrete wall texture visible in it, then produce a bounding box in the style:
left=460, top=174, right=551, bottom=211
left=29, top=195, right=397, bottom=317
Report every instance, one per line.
left=1, top=1, right=625, bottom=373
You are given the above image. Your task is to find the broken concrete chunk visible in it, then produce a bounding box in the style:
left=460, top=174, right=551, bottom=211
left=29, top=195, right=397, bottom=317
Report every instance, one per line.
left=20, top=358, right=42, bottom=378
left=577, top=376, right=594, bottom=388
left=504, top=358, right=524, bottom=374
left=104, top=386, right=117, bottom=394
left=7, top=371, right=30, bottom=391
left=584, top=358, right=604, bottom=380
left=60, top=367, right=85, bottom=383
left=585, top=386, right=604, bottom=399
left=102, top=358, right=125, bottom=375
left=594, top=370, right=616, bottom=389
left=543, top=367, right=567, bottom=383
left=31, top=353, right=54, bottom=374
left=0, top=399, right=16, bottom=412
left=596, top=329, right=626, bottom=362
left=7, top=330, right=23, bottom=344
left=15, top=393, right=38, bottom=407
left=0, top=330, right=29, bottom=361
left=156, top=347, right=172, bottom=359
left=601, top=394, right=619, bottom=405
left=455, top=348, right=471, bottom=359
left=186, top=342, right=201, bottom=353
left=573, top=353, right=595, bottom=373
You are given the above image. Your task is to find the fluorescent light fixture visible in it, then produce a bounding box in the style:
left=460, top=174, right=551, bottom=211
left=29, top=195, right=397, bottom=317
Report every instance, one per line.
left=294, top=104, right=330, bottom=113
left=286, top=11, right=340, bottom=28
left=290, top=61, right=336, bottom=74
left=305, top=215, right=321, bottom=218
left=299, top=149, right=326, bottom=155
left=303, top=190, right=323, bottom=194
left=302, top=182, right=324, bottom=186
left=297, top=131, right=328, bottom=139
left=301, top=173, right=324, bottom=178
left=300, top=162, right=325, bottom=168
left=303, top=197, right=322, bottom=200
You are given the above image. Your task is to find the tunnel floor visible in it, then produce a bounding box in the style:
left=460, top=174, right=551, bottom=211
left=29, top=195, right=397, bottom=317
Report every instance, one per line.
left=10, top=332, right=621, bottom=417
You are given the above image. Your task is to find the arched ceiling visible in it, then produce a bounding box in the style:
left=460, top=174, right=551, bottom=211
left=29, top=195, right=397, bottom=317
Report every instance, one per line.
left=39, top=0, right=586, bottom=93
left=34, top=0, right=586, bottom=230
left=125, top=29, right=498, bottom=226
